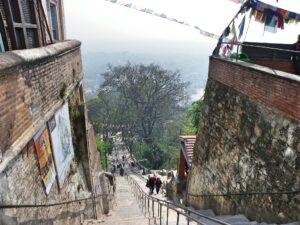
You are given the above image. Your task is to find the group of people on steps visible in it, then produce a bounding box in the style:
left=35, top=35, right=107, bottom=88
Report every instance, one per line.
left=146, top=174, right=162, bottom=195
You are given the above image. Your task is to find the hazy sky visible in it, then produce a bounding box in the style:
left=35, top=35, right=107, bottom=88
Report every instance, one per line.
left=64, top=0, right=300, bottom=100
left=64, top=0, right=239, bottom=54
left=64, top=0, right=300, bottom=54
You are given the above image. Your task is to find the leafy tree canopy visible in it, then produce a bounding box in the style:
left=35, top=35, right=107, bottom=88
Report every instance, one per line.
left=100, top=63, right=188, bottom=144
left=88, top=63, right=205, bottom=169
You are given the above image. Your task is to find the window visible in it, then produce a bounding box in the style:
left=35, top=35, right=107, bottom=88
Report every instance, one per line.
left=50, top=3, right=58, bottom=40
left=0, top=0, right=44, bottom=50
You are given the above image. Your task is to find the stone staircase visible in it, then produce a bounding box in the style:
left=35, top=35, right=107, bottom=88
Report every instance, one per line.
left=83, top=175, right=154, bottom=225
left=83, top=167, right=299, bottom=225
left=128, top=170, right=299, bottom=225
left=184, top=208, right=300, bottom=225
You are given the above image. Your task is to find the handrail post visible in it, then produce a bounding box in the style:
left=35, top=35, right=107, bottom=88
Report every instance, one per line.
left=148, top=198, right=150, bottom=215
left=187, top=210, right=190, bottom=225
left=166, top=205, right=169, bottom=225
left=159, top=203, right=162, bottom=225
left=152, top=199, right=154, bottom=218
left=176, top=212, right=179, bottom=225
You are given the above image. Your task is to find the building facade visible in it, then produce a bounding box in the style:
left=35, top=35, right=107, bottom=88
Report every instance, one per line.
left=0, top=0, right=65, bottom=52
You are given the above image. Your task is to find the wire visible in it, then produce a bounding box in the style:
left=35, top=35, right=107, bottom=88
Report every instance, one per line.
left=0, top=193, right=114, bottom=209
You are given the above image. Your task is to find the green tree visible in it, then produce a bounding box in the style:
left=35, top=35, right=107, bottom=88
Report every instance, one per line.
left=89, top=63, right=189, bottom=169
left=182, top=98, right=203, bottom=135
left=101, top=63, right=188, bottom=145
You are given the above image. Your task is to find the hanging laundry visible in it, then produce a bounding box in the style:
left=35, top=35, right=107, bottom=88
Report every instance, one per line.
left=238, top=16, right=246, bottom=39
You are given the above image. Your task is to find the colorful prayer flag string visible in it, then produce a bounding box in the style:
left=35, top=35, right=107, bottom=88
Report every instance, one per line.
left=103, top=0, right=220, bottom=40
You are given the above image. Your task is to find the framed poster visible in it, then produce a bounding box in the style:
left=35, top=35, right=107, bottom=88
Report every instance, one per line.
left=48, top=103, right=74, bottom=188
left=33, top=126, right=56, bottom=194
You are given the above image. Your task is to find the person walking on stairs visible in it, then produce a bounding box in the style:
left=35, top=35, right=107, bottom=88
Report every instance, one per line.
left=148, top=174, right=156, bottom=195
left=156, top=177, right=162, bottom=194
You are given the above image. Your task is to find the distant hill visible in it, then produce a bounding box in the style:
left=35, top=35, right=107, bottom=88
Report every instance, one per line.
left=82, top=51, right=210, bottom=100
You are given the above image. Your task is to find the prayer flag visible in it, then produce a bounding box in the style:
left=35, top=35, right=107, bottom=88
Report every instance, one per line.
left=238, top=16, right=246, bottom=39
left=255, top=10, right=264, bottom=23
left=264, top=16, right=278, bottom=33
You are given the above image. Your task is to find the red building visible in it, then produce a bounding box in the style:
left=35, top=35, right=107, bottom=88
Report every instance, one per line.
left=177, top=135, right=196, bottom=180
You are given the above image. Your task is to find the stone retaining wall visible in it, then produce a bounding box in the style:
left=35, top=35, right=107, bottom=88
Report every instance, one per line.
left=187, top=57, right=300, bottom=223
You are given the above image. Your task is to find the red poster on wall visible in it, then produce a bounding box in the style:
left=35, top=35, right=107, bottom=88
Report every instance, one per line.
left=33, top=125, right=56, bottom=194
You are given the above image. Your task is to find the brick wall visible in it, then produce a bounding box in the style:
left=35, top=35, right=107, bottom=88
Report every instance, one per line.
left=250, top=60, right=295, bottom=74
left=208, top=57, right=300, bottom=121
left=0, top=41, right=107, bottom=224
left=0, top=40, right=82, bottom=161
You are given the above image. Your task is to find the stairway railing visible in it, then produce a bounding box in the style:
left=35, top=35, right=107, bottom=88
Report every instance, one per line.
left=126, top=172, right=230, bottom=225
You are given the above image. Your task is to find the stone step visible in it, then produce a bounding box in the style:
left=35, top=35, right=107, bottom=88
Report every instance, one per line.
left=83, top=216, right=152, bottom=225
left=281, top=223, right=300, bottom=225
left=258, top=223, right=277, bottom=225
left=231, top=222, right=258, bottom=225
left=215, top=214, right=250, bottom=223
left=193, top=209, right=216, bottom=217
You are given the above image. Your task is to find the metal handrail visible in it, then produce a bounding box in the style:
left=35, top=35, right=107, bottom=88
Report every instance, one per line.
left=221, top=42, right=300, bottom=54
left=0, top=193, right=114, bottom=209
left=126, top=172, right=231, bottom=225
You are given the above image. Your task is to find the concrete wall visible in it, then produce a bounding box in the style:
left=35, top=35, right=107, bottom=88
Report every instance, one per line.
left=187, top=57, right=300, bottom=223
left=0, top=41, right=105, bottom=224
